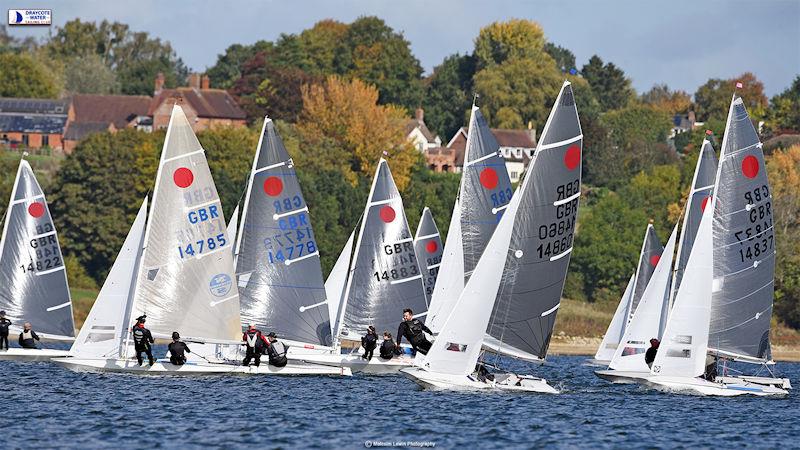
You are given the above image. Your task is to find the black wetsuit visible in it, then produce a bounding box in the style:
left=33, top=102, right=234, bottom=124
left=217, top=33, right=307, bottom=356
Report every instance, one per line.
left=243, top=330, right=267, bottom=367
left=18, top=329, right=39, bottom=349
left=132, top=325, right=155, bottom=366
left=0, top=318, right=11, bottom=350
left=644, top=346, right=658, bottom=368
left=379, top=339, right=399, bottom=359
left=397, top=319, right=432, bottom=355
left=361, top=332, right=378, bottom=361
left=267, top=340, right=288, bottom=367
left=168, top=341, right=191, bottom=365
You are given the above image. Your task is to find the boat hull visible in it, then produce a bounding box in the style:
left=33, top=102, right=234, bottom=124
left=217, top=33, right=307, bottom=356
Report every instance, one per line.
left=51, top=357, right=352, bottom=376
left=400, top=367, right=559, bottom=393
left=584, top=358, right=610, bottom=367
left=594, top=369, right=651, bottom=384
left=0, top=348, right=71, bottom=362
left=288, top=351, right=414, bottom=374
left=644, top=375, right=788, bottom=397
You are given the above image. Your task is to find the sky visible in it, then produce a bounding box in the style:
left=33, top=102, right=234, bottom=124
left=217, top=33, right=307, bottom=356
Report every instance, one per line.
left=4, top=0, right=800, bottom=96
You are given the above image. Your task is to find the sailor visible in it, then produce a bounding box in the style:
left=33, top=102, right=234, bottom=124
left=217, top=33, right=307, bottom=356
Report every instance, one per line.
left=18, top=322, right=40, bottom=349
left=361, top=326, right=378, bottom=361
left=242, top=324, right=267, bottom=367
left=167, top=331, right=191, bottom=366
left=474, top=363, right=495, bottom=383
left=396, top=308, right=433, bottom=355
left=132, top=315, right=155, bottom=366
left=266, top=332, right=288, bottom=368
left=644, top=338, right=660, bottom=368
left=379, top=331, right=399, bottom=360
left=704, top=354, right=718, bottom=381
left=0, top=311, right=11, bottom=350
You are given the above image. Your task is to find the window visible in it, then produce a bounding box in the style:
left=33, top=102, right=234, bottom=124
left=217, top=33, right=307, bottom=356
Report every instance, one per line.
left=21, top=134, right=29, bottom=146
left=42, top=135, right=49, bottom=147
left=510, top=171, right=519, bottom=180
left=442, top=165, right=450, bottom=172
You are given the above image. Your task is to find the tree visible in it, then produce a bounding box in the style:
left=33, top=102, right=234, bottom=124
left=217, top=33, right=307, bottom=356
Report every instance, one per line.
left=296, top=20, right=349, bottom=75
left=401, top=161, right=460, bottom=242
left=544, top=42, right=576, bottom=74
left=473, top=19, right=548, bottom=69
left=581, top=55, right=635, bottom=111
left=206, top=41, right=273, bottom=90
left=693, top=72, right=767, bottom=122
left=422, top=53, right=476, bottom=140
left=0, top=53, right=59, bottom=98
left=297, top=76, right=420, bottom=189
left=769, top=76, right=800, bottom=133
left=196, top=126, right=257, bottom=216
left=64, top=54, right=118, bottom=94
left=769, top=145, right=800, bottom=327
left=641, top=84, right=692, bottom=115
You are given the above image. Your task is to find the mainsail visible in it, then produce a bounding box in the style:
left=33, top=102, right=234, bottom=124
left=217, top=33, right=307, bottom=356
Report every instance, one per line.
left=626, top=225, right=663, bottom=322
left=130, top=105, right=241, bottom=342
left=709, top=96, right=775, bottom=362
left=235, top=118, right=331, bottom=346
left=335, top=159, right=427, bottom=341
left=485, top=81, right=583, bottom=360
left=413, top=207, right=443, bottom=305
left=0, top=159, right=74, bottom=338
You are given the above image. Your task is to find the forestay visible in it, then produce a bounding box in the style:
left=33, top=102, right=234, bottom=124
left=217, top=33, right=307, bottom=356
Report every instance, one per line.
left=235, top=118, right=331, bottom=346
left=336, top=159, right=427, bottom=340
left=0, top=159, right=74, bottom=338
left=130, top=105, right=241, bottom=342
left=709, top=96, right=775, bottom=362
left=414, top=207, right=443, bottom=306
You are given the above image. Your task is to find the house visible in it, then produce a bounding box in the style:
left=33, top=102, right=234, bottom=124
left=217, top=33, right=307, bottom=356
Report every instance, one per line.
left=63, top=94, right=152, bottom=152
left=669, top=111, right=702, bottom=139
left=149, top=73, right=247, bottom=131
left=405, top=108, right=441, bottom=152
left=0, top=98, right=69, bottom=151
left=425, top=146, right=458, bottom=173
left=430, top=126, right=537, bottom=183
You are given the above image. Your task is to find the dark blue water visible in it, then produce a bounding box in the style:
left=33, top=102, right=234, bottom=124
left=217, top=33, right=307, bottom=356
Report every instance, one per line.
left=2, top=345, right=798, bottom=449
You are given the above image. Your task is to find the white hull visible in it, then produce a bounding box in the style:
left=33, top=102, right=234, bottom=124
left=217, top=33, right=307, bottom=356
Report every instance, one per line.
left=51, top=357, right=352, bottom=376
left=401, top=367, right=559, bottom=393
left=594, top=369, right=651, bottom=384
left=645, top=375, right=788, bottom=397
left=0, top=348, right=70, bottom=362
left=288, top=351, right=414, bottom=374
left=584, top=358, right=610, bottom=367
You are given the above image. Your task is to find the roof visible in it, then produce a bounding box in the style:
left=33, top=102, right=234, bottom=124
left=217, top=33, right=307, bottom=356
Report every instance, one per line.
left=64, top=122, right=113, bottom=141
left=71, top=94, right=151, bottom=129
left=405, top=119, right=437, bottom=143
left=447, top=127, right=536, bottom=166
left=150, top=88, right=246, bottom=120
left=0, top=114, right=67, bottom=134
left=0, top=98, right=69, bottom=115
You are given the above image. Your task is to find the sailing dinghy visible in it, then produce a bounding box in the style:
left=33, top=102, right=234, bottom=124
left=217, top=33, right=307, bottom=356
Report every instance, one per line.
left=414, top=207, right=443, bottom=305
left=641, top=95, right=789, bottom=396
left=52, top=106, right=348, bottom=375
left=402, top=81, right=581, bottom=392
left=0, top=159, right=75, bottom=361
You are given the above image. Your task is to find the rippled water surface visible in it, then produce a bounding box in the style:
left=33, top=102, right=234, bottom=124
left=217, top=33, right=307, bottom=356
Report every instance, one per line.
left=2, top=347, right=799, bottom=449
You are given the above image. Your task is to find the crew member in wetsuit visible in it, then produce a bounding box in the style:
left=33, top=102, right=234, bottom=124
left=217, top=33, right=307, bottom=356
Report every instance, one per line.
left=379, top=331, right=400, bottom=360
left=18, top=322, right=39, bottom=349
left=0, top=311, right=11, bottom=350
left=168, top=331, right=191, bottom=366
left=132, top=315, right=155, bottom=366
left=242, top=324, right=268, bottom=367
left=266, top=332, right=288, bottom=367
left=396, top=308, right=433, bottom=355
left=474, top=363, right=494, bottom=383
left=644, top=338, right=660, bottom=368
left=361, top=326, right=378, bottom=361
left=704, top=354, right=718, bottom=381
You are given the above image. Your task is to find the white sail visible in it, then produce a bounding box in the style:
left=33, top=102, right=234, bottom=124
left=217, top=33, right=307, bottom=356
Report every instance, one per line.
left=325, top=228, right=355, bottom=338
left=650, top=206, right=713, bottom=377
left=426, top=198, right=463, bottom=332
left=130, top=105, right=241, bottom=342
left=71, top=198, right=147, bottom=358
left=227, top=204, right=239, bottom=256
left=609, top=224, right=678, bottom=372
left=594, top=274, right=635, bottom=362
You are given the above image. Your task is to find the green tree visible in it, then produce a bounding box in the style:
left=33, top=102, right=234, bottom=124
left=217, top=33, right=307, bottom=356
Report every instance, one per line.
left=295, top=19, right=349, bottom=75
left=473, top=19, right=548, bottom=69
left=641, top=84, right=692, bottom=115
left=422, top=53, right=476, bottom=140
left=401, top=161, right=460, bottom=242
left=206, top=41, right=273, bottom=90
left=64, top=54, right=118, bottom=94
left=196, top=126, right=257, bottom=216
left=769, top=76, right=800, bottom=133
left=693, top=72, right=767, bottom=122
left=581, top=55, right=635, bottom=111
left=769, top=146, right=800, bottom=327
left=0, top=53, right=59, bottom=98
left=544, top=42, right=576, bottom=74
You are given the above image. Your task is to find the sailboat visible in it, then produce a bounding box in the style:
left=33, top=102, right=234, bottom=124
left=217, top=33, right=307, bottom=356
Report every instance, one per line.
left=589, top=224, right=663, bottom=366
left=52, top=105, right=348, bottom=375
left=293, top=159, right=428, bottom=373
left=0, top=159, right=75, bottom=361
left=414, top=207, right=443, bottom=305
left=402, top=81, right=581, bottom=392
left=642, top=95, right=789, bottom=396
left=425, top=105, right=513, bottom=333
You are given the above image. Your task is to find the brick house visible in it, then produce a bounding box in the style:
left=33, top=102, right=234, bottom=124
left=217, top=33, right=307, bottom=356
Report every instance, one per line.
left=63, top=94, right=152, bottom=152
left=149, top=73, right=247, bottom=131
left=405, top=108, right=441, bottom=152
left=0, top=98, right=69, bottom=151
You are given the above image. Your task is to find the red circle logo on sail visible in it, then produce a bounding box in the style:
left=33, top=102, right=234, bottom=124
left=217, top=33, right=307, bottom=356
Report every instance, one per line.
left=173, top=167, right=194, bottom=188
left=741, top=155, right=759, bottom=179
left=379, top=206, right=396, bottom=223
left=701, top=196, right=712, bottom=212
left=650, top=255, right=661, bottom=267
left=263, top=176, right=283, bottom=196
left=28, top=202, right=44, bottom=218
left=564, top=145, right=581, bottom=170
left=426, top=240, right=438, bottom=253
left=479, top=168, right=498, bottom=189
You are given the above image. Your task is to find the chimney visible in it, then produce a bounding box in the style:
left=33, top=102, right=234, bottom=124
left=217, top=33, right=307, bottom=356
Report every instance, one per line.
left=189, top=73, right=200, bottom=90
left=154, top=72, right=165, bottom=95
left=527, top=121, right=536, bottom=146
left=415, top=108, right=424, bottom=123
left=200, top=74, right=210, bottom=90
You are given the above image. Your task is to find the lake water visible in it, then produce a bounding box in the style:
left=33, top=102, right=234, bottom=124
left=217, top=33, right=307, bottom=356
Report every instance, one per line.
left=1, top=346, right=798, bottom=449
